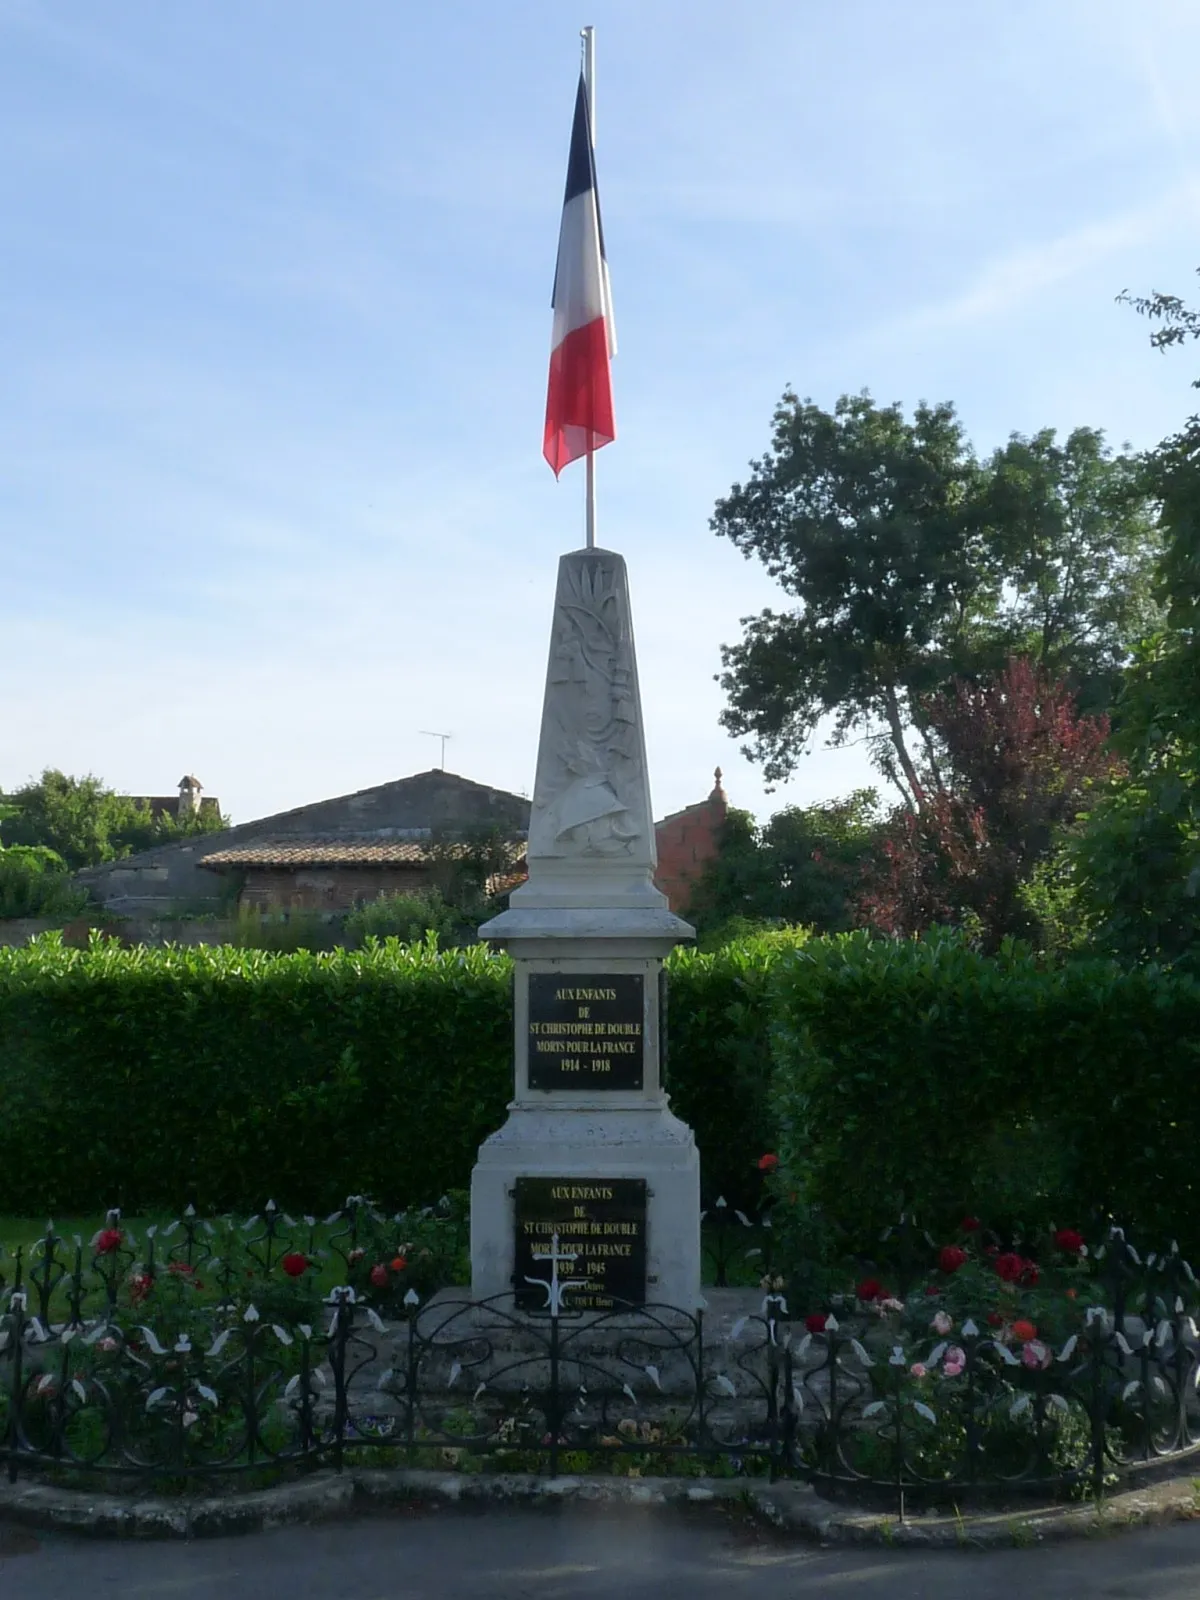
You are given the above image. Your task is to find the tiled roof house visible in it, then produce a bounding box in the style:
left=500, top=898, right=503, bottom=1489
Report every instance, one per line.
left=77, top=768, right=728, bottom=918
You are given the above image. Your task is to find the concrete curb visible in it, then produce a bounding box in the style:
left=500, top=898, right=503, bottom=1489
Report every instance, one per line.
left=0, top=1467, right=1195, bottom=1547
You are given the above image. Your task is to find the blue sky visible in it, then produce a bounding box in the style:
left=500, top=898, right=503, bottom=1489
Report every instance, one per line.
left=4, top=0, right=1200, bottom=829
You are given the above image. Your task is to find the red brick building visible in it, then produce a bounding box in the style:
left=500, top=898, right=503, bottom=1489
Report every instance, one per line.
left=653, top=769, right=728, bottom=915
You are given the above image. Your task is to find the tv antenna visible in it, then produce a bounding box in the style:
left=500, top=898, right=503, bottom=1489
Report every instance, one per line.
left=420, top=730, right=453, bottom=770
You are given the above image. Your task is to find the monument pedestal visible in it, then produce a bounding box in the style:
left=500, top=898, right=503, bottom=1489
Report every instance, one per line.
left=470, top=1106, right=699, bottom=1308
left=470, top=549, right=701, bottom=1315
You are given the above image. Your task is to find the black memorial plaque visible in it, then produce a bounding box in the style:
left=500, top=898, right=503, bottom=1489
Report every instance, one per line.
left=513, top=1176, right=647, bottom=1311
left=527, top=972, right=645, bottom=1091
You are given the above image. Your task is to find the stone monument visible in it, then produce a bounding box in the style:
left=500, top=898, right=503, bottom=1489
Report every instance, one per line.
left=471, top=547, right=701, bottom=1311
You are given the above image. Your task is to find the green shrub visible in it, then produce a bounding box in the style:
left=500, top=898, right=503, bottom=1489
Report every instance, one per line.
left=0, top=930, right=793, bottom=1217
left=0, top=934, right=513, bottom=1214
left=667, top=927, right=811, bottom=1207
left=0, top=846, right=89, bottom=919
left=768, top=928, right=1200, bottom=1260
left=7, top=923, right=1197, bottom=1259
left=232, top=905, right=343, bottom=953
left=343, top=890, right=463, bottom=948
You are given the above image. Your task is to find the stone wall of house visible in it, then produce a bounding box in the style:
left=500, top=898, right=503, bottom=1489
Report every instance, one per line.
left=0, top=917, right=242, bottom=948
left=75, top=771, right=531, bottom=915
left=238, top=865, right=432, bottom=912
left=0, top=919, right=57, bottom=946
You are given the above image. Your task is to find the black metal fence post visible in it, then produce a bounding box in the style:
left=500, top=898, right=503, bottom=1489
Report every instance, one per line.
left=329, top=1291, right=354, bottom=1475
left=404, top=1309, right=419, bottom=1466
left=298, top=1327, right=315, bottom=1461
left=6, top=1286, right=27, bottom=1484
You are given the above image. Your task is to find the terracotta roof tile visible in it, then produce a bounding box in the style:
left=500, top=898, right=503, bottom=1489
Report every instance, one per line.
left=199, top=835, right=525, bottom=869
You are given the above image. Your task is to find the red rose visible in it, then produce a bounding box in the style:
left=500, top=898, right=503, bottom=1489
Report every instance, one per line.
left=986, top=1311, right=1003, bottom=1327
left=128, top=1272, right=152, bottom=1305
left=924, top=1285, right=942, bottom=1297
left=757, top=1153, right=779, bottom=1172
left=856, top=1278, right=883, bottom=1302
left=960, top=1217, right=981, bottom=1233
left=390, top=1256, right=407, bottom=1273
left=1011, top=1318, right=1037, bottom=1342
left=1020, top=1259, right=1040, bottom=1288
left=1054, top=1228, right=1084, bottom=1255
left=369, top=1263, right=389, bottom=1288
left=95, top=1228, right=123, bottom=1255
left=804, top=1312, right=828, bottom=1333
left=938, top=1245, right=967, bottom=1275
left=994, top=1252, right=1023, bottom=1284
left=280, top=1252, right=308, bottom=1278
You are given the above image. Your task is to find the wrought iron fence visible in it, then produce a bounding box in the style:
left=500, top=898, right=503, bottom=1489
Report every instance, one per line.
left=1, top=1204, right=1198, bottom=1515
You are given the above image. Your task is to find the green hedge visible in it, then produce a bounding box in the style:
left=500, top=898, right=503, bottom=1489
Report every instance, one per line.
left=9, top=926, right=1194, bottom=1251
left=666, top=927, right=808, bottom=1204
left=769, top=929, right=1200, bottom=1256
left=0, top=936, right=512, bottom=1214
left=0, top=930, right=807, bottom=1215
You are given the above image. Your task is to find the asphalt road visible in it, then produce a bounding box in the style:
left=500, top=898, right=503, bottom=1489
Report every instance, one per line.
left=3, top=1503, right=1200, bottom=1599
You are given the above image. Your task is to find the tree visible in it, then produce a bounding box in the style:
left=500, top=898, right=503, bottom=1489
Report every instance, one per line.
left=688, top=790, right=883, bottom=940
left=714, top=392, right=993, bottom=806
left=981, top=428, right=1162, bottom=715
left=0, top=846, right=88, bottom=919
left=860, top=658, right=1121, bottom=950
left=0, top=770, right=226, bottom=872
left=0, top=799, right=87, bottom=917
left=713, top=392, right=1159, bottom=805
left=1067, top=274, right=1200, bottom=966
left=1069, top=640, right=1200, bottom=969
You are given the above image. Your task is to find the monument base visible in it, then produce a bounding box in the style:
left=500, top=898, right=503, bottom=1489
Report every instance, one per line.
left=470, top=1103, right=701, bottom=1311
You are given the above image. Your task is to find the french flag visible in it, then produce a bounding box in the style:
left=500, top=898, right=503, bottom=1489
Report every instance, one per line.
left=543, top=73, right=616, bottom=478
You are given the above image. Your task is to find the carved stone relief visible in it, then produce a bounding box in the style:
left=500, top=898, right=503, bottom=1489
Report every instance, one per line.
left=526, top=552, right=655, bottom=863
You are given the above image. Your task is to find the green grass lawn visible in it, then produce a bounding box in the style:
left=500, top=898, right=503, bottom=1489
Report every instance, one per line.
left=0, top=1214, right=148, bottom=1254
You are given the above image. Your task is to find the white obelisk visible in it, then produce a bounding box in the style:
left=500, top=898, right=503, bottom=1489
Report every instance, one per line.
left=471, top=547, right=700, bottom=1311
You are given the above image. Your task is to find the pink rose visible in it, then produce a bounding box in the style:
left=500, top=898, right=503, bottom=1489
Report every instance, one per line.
left=931, top=1310, right=953, bottom=1335
left=910, top=1363, right=927, bottom=1379
left=942, top=1345, right=966, bottom=1377
left=1021, top=1339, right=1051, bottom=1370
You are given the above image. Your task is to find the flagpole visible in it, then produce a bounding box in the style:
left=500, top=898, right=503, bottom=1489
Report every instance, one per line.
left=582, top=25, right=597, bottom=551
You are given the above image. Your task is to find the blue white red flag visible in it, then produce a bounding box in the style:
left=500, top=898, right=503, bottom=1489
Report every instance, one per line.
left=543, top=73, right=616, bottom=477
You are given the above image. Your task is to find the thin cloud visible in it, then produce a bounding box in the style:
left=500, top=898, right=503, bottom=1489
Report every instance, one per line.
left=868, top=187, right=1192, bottom=348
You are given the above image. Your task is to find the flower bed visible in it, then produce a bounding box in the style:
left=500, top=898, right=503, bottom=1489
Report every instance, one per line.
left=1, top=1199, right=1198, bottom=1509
left=764, top=1209, right=1200, bottom=1504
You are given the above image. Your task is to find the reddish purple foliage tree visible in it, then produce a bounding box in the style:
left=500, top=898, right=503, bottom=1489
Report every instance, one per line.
left=859, top=658, right=1122, bottom=947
